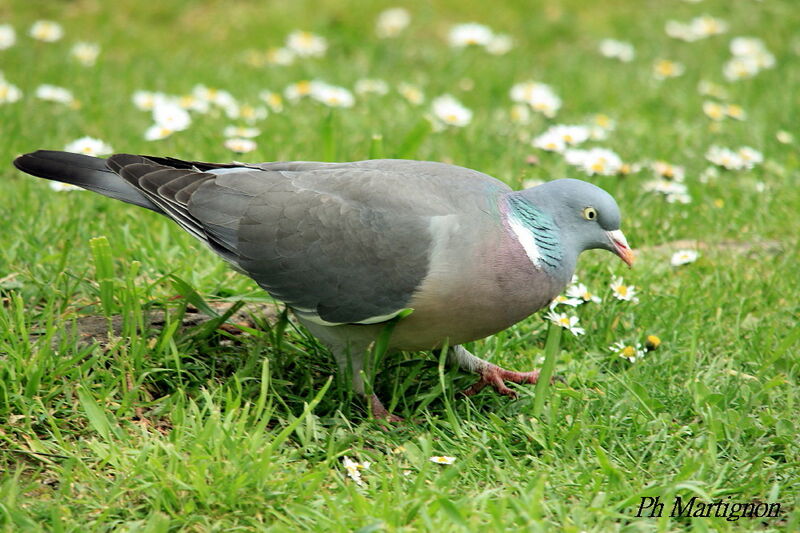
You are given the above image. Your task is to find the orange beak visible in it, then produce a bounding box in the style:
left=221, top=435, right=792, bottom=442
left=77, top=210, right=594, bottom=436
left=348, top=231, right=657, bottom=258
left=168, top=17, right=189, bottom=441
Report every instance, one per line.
left=607, top=229, right=635, bottom=267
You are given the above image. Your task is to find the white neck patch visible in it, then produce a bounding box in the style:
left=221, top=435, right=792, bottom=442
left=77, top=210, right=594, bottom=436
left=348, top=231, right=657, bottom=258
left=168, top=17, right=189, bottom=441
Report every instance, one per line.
left=506, top=213, right=542, bottom=267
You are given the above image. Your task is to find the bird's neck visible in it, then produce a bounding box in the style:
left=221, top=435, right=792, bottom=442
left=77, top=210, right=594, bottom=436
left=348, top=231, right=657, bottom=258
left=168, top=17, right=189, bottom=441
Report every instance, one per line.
left=501, top=193, right=576, bottom=285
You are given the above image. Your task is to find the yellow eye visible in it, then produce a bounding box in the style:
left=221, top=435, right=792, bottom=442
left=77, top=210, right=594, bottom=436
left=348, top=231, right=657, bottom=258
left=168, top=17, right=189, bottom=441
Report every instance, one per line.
left=582, top=207, right=598, bottom=220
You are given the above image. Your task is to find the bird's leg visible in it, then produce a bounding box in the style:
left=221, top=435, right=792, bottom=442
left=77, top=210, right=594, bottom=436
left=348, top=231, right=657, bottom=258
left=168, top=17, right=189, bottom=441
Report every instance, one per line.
left=447, top=345, right=543, bottom=399
left=331, top=344, right=402, bottom=422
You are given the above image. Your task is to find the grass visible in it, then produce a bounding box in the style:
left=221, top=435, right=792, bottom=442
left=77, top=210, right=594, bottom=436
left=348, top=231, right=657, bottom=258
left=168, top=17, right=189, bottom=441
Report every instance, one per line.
left=1, top=0, right=799, bottom=530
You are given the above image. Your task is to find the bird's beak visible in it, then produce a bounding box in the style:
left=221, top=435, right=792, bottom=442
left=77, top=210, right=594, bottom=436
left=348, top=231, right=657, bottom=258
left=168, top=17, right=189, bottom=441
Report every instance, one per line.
left=607, top=229, right=635, bottom=267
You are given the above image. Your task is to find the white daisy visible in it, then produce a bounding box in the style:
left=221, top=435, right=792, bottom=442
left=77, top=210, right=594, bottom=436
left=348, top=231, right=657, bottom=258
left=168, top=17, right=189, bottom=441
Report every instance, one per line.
left=63, top=136, right=113, bottom=157
left=609, top=341, right=645, bottom=363
left=510, top=81, right=561, bottom=118
left=224, top=138, right=257, bottom=153
left=545, top=311, right=585, bottom=336
left=35, top=84, right=75, bottom=105
left=70, top=42, right=100, bottom=66
left=342, top=456, right=370, bottom=485
left=566, top=283, right=602, bottom=304
left=431, top=94, right=472, bottom=127
left=0, top=24, right=16, bottom=50
left=0, top=79, right=23, bottom=104
left=258, top=91, right=284, bottom=112
left=670, top=250, right=699, bottom=266
left=223, top=126, right=260, bottom=138
left=29, top=20, right=63, bottom=42
left=398, top=83, right=425, bottom=105
left=653, top=59, right=685, bottom=80
left=564, top=147, right=623, bottom=176
left=651, top=161, right=685, bottom=182
left=265, top=47, right=295, bottom=66
left=429, top=456, right=456, bottom=465
left=549, top=294, right=582, bottom=309
left=311, top=82, right=355, bottom=108
left=355, top=79, right=389, bottom=96
left=284, top=80, right=318, bottom=101
left=448, top=23, right=494, bottom=48
left=610, top=277, right=639, bottom=303
left=486, top=34, right=513, bottom=55
left=285, top=30, right=327, bottom=57
left=598, top=39, right=635, bottom=62
left=375, top=8, right=411, bottom=38
left=153, top=102, right=191, bottom=131
left=144, top=125, right=174, bottom=141
left=132, top=90, right=167, bottom=111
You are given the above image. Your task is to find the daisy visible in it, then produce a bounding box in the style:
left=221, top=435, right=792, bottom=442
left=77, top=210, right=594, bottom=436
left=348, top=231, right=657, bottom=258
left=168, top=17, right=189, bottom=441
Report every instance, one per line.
left=532, top=131, right=566, bottom=152
left=63, top=136, right=113, bottom=157
left=0, top=24, right=16, bottom=50
left=690, top=15, right=728, bottom=38
left=258, top=91, right=284, bottom=112
left=153, top=102, right=191, bottom=131
left=35, top=84, right=75, bottom=105
left=724, top=104, right=746, bottom=120
left=643, top=180, right=691, bottom=203
left=448, top=23, right=494, bottom=48
left=70, top=42, right=100, bottom=66
left=653, top=59, right=685, bottom=80
left=651, top=161, right=685, bottom=182
left=29, top=20, right=63, bottom=42
left=698, top=80, right=728, bottom=99
left=223, top=126, right=260, bottom=138
left=285, top=30, right=327, bottom=57
left=132, top=90, right=166, bottom=111
left=671, top=249, right=699, bottom=266
left=144, top=125, right=174, bottom=141
left=509, top=104, right=532, bottom=125
left=545, top=311, right=585, bottom=336
left=705, top=145, right=746, bottom=170
left=776, top=131, right=794, bottom=144
left=311, top=83, right=355, bottom=108
left=355, top=79, right=389, bottom=96
left=375, top=8, right=411, bottom=38
left=549, top=294, right=582, bottom=309
left=737, top=146, right=763, bottom=168
left=192, top=85, right=238, bottom=110
left=565, top=147, right=624, bottom=176
left=265, top=47, right=295, bottom=66
left=49, top=182, right=82, bottom=192
left=598, top=39, right=635, bottom=62
left=702, top=101, right=725, bottom=121
left=235, top=103, right=268, bottom=123
left=510, top=81, right=561, bottom=118
left=398, top=83, right=424, bottom=105
left=0, top=79, right=22, bottom=104
left=723, top=57, right=760, bottom=81
left=486, top=34, right=513, bottom=55
left=431, top=94, right=472, bottom=127
left=429, top=456, right=456, bottom=465
left=609, top=341, right=645, bottom=363
left=610, top=277, right=638, bottom=302
left=566, top=283, right=602, bottom=304
left=284, top=80, right=317, bottom=101
left=224, top=138, right=257, bottom=153
left=176, top=94, right=210, bottom=114
left=342, top=456, right=370, bottom=485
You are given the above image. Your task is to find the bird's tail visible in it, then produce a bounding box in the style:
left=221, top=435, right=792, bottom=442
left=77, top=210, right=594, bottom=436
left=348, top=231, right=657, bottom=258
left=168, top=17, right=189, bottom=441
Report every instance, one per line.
left=13, top=150, right=159, bottom=212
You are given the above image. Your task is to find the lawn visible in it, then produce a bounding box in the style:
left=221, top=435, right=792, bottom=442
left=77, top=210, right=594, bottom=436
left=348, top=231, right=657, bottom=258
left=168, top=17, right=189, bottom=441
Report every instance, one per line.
left=1, top=0, right=798, bottom=530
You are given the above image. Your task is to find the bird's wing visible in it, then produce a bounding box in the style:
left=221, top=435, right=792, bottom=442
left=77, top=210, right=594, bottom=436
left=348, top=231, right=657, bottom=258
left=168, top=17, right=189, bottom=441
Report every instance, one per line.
left=109, top=155, right=509, bottom=325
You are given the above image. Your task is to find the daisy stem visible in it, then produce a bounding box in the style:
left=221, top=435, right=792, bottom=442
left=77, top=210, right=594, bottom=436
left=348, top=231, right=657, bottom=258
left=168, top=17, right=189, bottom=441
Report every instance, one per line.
left=532, top=322, right=562, bottom=417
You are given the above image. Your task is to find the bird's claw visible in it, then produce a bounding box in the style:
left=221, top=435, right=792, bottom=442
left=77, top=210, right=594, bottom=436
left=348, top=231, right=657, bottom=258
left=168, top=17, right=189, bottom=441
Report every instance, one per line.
left=461, top=364, right=562, bottom=399
left=369, top=394, right=404, bottom=423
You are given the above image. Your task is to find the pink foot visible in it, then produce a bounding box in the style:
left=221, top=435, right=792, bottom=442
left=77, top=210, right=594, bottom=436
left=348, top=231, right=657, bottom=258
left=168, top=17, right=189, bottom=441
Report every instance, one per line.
left=369, top=394, right=404, bottom=423
left=461, top=365, right=549, bottom=399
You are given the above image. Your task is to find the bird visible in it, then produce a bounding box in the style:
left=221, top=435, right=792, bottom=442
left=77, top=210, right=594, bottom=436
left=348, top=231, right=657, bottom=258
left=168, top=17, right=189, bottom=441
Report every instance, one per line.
left=13, top=150, right=634, bottom=420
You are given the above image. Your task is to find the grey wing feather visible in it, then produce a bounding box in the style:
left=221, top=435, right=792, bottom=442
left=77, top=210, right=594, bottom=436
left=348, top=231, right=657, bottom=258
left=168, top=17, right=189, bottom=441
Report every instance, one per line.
left=104, top=156, right=508, bottom=324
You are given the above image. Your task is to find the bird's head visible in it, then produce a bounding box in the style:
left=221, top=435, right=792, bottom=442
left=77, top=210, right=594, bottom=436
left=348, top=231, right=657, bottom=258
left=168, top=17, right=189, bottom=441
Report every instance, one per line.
left=517, top=178, right=634, bottom=267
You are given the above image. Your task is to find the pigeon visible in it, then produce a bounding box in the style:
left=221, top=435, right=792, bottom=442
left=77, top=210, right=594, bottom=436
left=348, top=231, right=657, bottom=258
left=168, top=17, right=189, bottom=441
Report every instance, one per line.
left=13, top=150, right=634, bottom=420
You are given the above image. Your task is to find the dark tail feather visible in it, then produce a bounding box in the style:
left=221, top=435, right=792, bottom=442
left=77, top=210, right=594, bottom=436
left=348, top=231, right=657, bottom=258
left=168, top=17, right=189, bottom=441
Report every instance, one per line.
left=13, top=150, right=160, bottom=212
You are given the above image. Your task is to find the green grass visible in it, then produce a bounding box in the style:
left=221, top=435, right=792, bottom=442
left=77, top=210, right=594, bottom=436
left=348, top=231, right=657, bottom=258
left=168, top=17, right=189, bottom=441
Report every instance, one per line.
left=1, top=0, right=799, bottom=530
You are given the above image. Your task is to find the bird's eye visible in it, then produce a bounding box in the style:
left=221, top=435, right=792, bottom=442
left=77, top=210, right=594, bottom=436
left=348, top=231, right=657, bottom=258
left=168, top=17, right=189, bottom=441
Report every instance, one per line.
left=582, top=207, right=598, bottom=220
